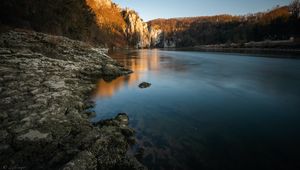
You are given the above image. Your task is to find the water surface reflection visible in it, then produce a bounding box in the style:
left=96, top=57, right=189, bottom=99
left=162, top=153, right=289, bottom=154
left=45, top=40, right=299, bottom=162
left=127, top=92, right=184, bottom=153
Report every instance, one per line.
left=92, top=50, right=300, bottom=170
left=94, top=50, right=161, bottom=99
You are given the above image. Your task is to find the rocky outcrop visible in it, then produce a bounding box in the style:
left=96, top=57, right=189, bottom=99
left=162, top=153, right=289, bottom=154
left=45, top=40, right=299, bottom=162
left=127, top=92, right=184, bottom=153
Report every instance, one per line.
left=0, top=30, right=145, bottom=170
left=122, top=9, right=163, bottom=48
left=122, top=9, right=151, bottom=48
left=149, top=26, right=163, bottom=47
left=84, top=0, right=162, bottom=49
left=84, top=0, right=163, bottom=49
left=0, top=0, right=162, bottom=49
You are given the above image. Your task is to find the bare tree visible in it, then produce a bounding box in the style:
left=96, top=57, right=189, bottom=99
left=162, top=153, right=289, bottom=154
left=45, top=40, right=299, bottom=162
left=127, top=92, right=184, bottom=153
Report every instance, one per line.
left=290, top=0, right=300, bottom=18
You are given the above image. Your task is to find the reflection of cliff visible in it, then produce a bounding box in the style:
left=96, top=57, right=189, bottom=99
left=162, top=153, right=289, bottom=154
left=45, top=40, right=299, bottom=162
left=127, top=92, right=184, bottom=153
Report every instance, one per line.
left=94, top=50, right=160, bottom=98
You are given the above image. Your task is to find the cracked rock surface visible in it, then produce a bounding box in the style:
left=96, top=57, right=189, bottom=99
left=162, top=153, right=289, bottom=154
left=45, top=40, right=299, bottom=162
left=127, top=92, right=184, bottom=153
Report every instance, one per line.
left=0, top=30, right=144, bottom=170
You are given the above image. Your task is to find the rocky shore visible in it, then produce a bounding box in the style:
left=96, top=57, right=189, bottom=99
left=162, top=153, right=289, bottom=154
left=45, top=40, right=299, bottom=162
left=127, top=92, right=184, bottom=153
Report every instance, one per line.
left=0, top=30, right=145, bottom=169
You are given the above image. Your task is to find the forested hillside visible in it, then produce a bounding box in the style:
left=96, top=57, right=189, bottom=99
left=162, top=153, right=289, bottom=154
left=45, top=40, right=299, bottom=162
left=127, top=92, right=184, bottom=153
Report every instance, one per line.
left=85, top=0, right=128, bottom=47
left=1, top=0, right=299, bottom=49
left=0, top=0, right=143, bottom=48
left=148, top=1, right=300, bottom=47
left=0, top=0, right=104, bottom=44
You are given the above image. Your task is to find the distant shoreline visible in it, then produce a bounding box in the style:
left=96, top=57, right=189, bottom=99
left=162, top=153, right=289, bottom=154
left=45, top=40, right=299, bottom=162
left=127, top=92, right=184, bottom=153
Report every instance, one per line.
left=112, top=46, right=300, bottom=58
left=181, top=47, right=300, bottom=53
left=156, top=47, right=300, bottom=58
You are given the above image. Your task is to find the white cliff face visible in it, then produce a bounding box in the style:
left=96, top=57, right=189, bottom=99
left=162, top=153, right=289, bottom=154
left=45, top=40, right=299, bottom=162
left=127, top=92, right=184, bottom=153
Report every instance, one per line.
left=123, top=9, right=151, bottom=48
left=122, top=9, right=163, bottom=48
left=149, top=26, right=162, bottom=47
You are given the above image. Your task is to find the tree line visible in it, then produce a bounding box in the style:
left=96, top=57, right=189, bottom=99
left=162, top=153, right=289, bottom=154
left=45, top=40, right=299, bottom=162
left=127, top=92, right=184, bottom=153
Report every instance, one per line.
left=148, top=1, right=300, bottom=48
left=0, top=0, right=130, bottom=48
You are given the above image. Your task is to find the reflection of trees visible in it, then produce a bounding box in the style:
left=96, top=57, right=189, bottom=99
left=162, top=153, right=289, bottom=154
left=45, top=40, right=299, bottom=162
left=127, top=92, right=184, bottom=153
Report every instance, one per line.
left=94, top=50, right=160, bottom=98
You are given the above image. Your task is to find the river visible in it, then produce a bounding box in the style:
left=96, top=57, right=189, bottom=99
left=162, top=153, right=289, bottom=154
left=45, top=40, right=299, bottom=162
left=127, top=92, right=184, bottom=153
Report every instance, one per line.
left=91, top=50, right=300, bottom=170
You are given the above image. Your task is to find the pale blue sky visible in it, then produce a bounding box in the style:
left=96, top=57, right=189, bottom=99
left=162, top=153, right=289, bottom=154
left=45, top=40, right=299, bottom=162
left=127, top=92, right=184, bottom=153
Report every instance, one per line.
left=114, top=0, right=292, bottom=21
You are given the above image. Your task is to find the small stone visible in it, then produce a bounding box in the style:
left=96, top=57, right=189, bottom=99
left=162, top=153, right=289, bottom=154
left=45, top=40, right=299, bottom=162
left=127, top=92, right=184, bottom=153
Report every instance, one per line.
left=138, top=82, right=151, bottom=88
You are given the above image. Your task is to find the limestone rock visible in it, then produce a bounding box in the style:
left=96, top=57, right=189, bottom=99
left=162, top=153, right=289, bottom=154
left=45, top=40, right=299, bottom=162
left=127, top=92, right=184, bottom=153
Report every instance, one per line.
left=122, top=9, right=162, bottom=48
left=0, top=30, right=145, bottom=170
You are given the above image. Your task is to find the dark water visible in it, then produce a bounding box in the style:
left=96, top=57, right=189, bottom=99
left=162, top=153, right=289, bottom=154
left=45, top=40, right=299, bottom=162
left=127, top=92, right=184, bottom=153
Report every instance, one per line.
left=91, top=50, right=300, bottom=170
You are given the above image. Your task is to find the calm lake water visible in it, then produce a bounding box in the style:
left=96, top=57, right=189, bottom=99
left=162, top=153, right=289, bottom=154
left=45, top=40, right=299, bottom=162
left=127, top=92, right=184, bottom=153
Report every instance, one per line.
left=91, top=50, right=300, bottom=170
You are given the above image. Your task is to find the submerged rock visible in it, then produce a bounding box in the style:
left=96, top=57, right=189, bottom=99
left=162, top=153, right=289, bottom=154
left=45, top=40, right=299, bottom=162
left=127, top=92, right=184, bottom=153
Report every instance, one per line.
left=138, top=82, right=152, bottom=88
left=0, top=30, right=145, bottom=170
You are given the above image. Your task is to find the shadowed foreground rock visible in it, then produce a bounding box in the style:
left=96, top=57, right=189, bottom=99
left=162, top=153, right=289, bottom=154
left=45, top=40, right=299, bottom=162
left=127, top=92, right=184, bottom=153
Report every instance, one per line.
left=0, top=30, right=145, bottom=169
